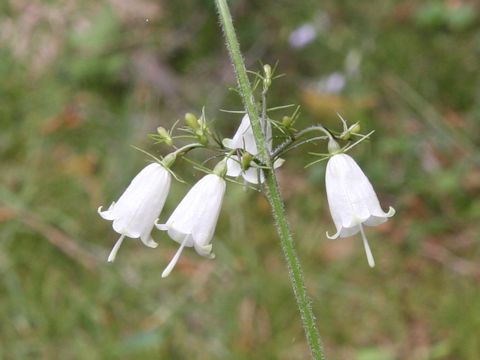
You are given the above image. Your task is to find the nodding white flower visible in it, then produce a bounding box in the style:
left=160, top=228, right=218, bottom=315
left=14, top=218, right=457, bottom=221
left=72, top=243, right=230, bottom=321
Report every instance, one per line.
left=325, top=153, right=395, bottom=267
left=223, top=114, right=283, bottom=184
left=223, top=114, right=264, bottom=155
left=156, top=173, right=226, bottom=278
left=98, top=163, right=171, bottom=262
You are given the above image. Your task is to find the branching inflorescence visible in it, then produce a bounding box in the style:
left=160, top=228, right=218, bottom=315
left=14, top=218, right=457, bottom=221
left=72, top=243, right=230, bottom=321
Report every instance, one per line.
left=98, top=2, right=395, bottom=358
left=98, top=64, right=393, bottom=276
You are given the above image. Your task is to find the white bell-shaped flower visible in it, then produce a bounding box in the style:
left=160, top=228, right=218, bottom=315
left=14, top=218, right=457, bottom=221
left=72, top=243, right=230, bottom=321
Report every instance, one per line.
left=156, top=173, right=226, bottom=277
left=325, top=153, right=395, bottom=267
left=98, top=163, right=171, bottom=262
left=223, top=114, right=262, bottom=155
left=223, top=114, right=282, bottom=184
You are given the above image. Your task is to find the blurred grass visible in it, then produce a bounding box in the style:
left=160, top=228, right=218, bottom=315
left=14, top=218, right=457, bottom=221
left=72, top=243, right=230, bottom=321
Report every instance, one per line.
left=1, top=0, right=480, bottom=359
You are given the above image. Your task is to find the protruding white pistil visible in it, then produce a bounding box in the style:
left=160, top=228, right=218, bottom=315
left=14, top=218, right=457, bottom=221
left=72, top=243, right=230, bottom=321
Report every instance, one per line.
left=108, top=235, right=125, bottom=263
left=359, top=224, right=375, bottom=268
left=162, top=236, right=189, bottom=278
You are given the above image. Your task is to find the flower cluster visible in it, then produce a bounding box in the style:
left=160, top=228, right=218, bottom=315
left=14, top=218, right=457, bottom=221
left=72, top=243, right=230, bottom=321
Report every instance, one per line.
left=99, top=109, right=280, bottom=276
left=99, top=66, right=394, bottom=272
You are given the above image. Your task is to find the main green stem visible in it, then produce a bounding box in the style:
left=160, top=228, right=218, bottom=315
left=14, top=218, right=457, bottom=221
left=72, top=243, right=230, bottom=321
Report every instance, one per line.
left=214, top=1, right=325, bottom=359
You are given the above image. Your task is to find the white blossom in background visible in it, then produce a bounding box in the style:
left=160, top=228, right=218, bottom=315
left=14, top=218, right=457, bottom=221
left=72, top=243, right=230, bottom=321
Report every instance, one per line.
left=223, top=114, right=282, bottom=184
left=325, top=153, right=395, bottom=267
left=98, top=163, right=171, bottom=262
left=156, top=173, right=226, bottom=278
left=289, top=23, right=317, bottom=49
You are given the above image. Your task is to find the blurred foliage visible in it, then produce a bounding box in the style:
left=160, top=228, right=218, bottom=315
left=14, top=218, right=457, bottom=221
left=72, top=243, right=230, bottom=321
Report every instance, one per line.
left=1, top=0, right=480, bottom=359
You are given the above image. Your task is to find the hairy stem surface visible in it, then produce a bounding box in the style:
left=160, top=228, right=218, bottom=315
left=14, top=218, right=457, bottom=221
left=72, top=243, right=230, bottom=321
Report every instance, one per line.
left=214, top=1, right=325, bottom=358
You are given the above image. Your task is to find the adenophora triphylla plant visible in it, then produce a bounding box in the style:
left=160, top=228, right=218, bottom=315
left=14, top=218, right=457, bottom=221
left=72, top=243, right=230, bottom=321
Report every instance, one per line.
left=97, top=1, right=395, bottom=358
left=97, top=78, right=392, bottom=270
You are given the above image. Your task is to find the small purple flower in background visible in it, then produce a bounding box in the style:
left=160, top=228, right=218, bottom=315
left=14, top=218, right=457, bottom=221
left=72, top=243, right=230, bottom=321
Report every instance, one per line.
left=289, top=23, right=317, bottom=49
left=317, top=72, right=346, bottom=94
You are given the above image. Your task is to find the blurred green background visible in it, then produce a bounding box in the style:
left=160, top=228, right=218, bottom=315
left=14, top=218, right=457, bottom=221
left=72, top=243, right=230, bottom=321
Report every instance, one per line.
left=1, top=0, right=480, bottom=359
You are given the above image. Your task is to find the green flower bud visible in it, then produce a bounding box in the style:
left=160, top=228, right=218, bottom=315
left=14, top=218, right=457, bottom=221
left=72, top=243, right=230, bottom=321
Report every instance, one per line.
left=339, top=123, right=361, bottom=141
left=241, top=152, right=254, bottom=171
left=282, top=116, right=293, bottom=128
left=263, top=64, right=272, bottom=88
left=349, top=122, right=361, bottom=134
left=185, top=113, right=199, bottom=129
left=157, top=126, right=173, bottom=146
left=162, top=152, right=177, bottom=168
left=157, top=126, right=168, bottom=137
left=213, top=159, right=227, bottom=178
left=263, top=64, right=272, bottom=78
left=328, top=138, right=341, bottom=154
